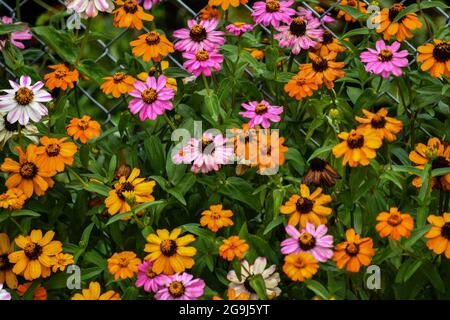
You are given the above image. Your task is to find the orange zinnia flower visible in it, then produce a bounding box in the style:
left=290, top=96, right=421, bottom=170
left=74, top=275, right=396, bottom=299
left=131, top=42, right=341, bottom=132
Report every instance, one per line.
left=107, top=251, right=141, bottom=280
left=1, top=145, right=55, bottom=198
left=199, top=5, right=222, bottom=21
left=213, top=288, right=250, bottom=300
left=44, top=64, right=79, bottom=90
left=314, top=30, right=346, bottom=56
left=0, top=188, right=27, bottom=210
left=200, top=204, right=234, bottom=232
left=219, top=236, right=249, bottom=261
left=333, top=229, right=375, bottom=273
left=283, top=252, right=319, bottom=282
left=130, top=31, right=174, bottom=62
left=417, top=40, right=450, bottom=78
left=257, top=130, right=289, bottom=175
left=375, top=3, right=422, bottom=42
left=71, top=281, right=121, bottom=300
left=113, top=0, right=153, bottom=30
left=35, top=136, right=77, bottom=174
left=208, top=0, right=248, bottom=10
left=101, top=72, right=136, bottom=98
left=298, top=52, right=345, bottom=89
left=66, top=116, right=101, bottom=144
left=284, top=73, right=319, bottom=100
left=337, top=0, right=367, bottom=22
left=355, top=108, right=403, bottom=142
left=17, top=282, right=48, bottom=300
left=375, top=207, right=414, bottom=240
left=0, top=233, right=18, bottom=289
left=424, top=213, right=450, bottom=258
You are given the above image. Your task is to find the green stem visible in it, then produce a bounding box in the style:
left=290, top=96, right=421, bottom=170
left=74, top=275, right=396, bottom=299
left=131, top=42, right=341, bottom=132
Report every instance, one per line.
left=163, top=113, right=176, bottom=131
left=131, top=207, right=145, bottom=229
left=75, top=19, right=92, bottom=65
left=375, top=77, right=384, bottom=93
left=74, top=85, right=81, bottom=117
left=202, top=74, right=211, bottom=95
left=10, top=216, right=25, bottom=234
left=287, top=54, right=295, bottom=72
left=33, top=0, right=59, bottom=13
left=16, top=0, right=21, bottom=20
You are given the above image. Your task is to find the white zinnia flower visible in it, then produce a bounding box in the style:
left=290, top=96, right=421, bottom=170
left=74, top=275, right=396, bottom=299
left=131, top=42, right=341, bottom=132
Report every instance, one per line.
left=66, top=0, right=115, bottom=18
left=0, top=75, right=52, bottom=126
left=0, top=113, right=39, bottom=148
left=0, top=283, right=11, bottom=300
left=227, top=256, right=281, bottom=299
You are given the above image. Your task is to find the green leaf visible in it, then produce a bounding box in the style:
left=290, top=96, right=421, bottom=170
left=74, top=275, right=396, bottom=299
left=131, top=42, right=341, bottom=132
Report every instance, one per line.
left=341, top=27, right=369, bottom=38
left=204, top=93, right=221, bottom=123
left=105, top=200, right=164, bottom=225
left=84, top=181, right=110, bottom=197
left=77, top=59, right=105, bottom=84
left=144, top=136, right=165, bottom=175
left=249, top=274, right=268, bottom=300
left=336, top=5, right=367, bottom=20
left=392, top=4, right=418, bottom=22
left=307, top=145, right=334, bottom=162
left=422, top=261, right=445, bottom=293
left=431, top=167, right=450, bottom=177
left=10, top=209, right=41, bottom=218
left=32, top=26, right=78, bottom=64
left=0, top=23, right=26, bottom=35
left=305, top=279, right=330, bottom=299
left=22, top=281, right=41, bottom=300
left=181, top=223, right=215, bottom=240
left=265, top=46, right=278, bottom=71
left=403, top=225, right=431, bottom=249
left=263, top=216, right=284, bottom=235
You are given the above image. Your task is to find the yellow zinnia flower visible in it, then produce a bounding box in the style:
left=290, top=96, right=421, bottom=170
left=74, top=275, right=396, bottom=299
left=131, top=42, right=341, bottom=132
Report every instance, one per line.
left=52, top=253, right=74, bottom=272
left=0, top=233, right=18, bottom=289
left=71, top=281, right=121, bottom=300
left=424, top=213, right=450, bottom=258
left=35, top=136, right=77, bottom=174
left=107, top=251, right=141, bottom=280
left=283, top=252, right=319, bottom=282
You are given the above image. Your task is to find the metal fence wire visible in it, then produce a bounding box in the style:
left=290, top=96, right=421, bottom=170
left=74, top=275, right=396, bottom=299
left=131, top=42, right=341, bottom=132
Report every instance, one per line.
left=0, top=0, right=449, bottom=145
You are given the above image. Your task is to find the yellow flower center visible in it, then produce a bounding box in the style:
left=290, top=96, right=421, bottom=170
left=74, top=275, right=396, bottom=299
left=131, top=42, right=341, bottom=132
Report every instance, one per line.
left=189, top=24, right=207, bottom=42
left=387, top=214, right=403, bottom=226
left=265, top=0, right=280, bottom=12
left=20, top=162, right=38, bottom=179
left=123, top=0, right=138, bottom=13
left=233, top=22, right=246, bottom=28
left=141, top=88, right=158, bottom=104
left=160, top=239, right=177, bottom=256
left=46, top=143, right=61, bottom=157
left=118, top=257, right=129, bottom=267
left=293, top=256, right=307, bottom=269
left=113, top=72, right=126, bottom=83
left=146, top=268, right=157, bottom=278
left=298, top=232, right=316, bottom=250
left=145, top=32, right=161, bottom=45
left=432, top=42, right=450, bottom=63
left=195, top=49, right=210, bottom=61
left=55, top=68, right=68, bottom=79
left=168, top=281, right=185, bottom=298
left=347, top=131, right=364, bottom=149
left=254, top=102, right=268, bottom=115
left=24, top=242, right=43, bottom=260
left=14, top=87, right=34, bottom=105
left=378, top=49, right=393, bottom=62
left=77, top=119, right=89, bottom=130
left=117, top=181, right=135, bottom=200
left=345, top=243, right=359, bottom=256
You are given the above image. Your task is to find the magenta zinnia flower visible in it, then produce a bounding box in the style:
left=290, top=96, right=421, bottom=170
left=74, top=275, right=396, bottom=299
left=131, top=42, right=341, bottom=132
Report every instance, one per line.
left=155, top=272, right=205, bottom=300
left=137, top=0, right=161, bottom=10
left=240, top=100, right=283, bottom=128
left=252, top=0, right=296, bottom=28
left=128, top=75, right=175, bottom=121
left=0, top=17, right=32, bottom=50
left=281, top=223, right=334, bottom=262
left=135, top=261, right=165, bottom=293
left=225, top=22, right=254, bottom=36
left=274, top=15, right=323, bottom=54
left=173, top=19, right=225, bottom=52
left=182, top=49, right=223, bottom=77
left=360, top=40, right=409, bottom=79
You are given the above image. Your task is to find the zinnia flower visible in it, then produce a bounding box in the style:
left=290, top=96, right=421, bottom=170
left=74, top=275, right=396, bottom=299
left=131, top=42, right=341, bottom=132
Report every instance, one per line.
left=302, top=158, right=341, bottom=187
left=283, top=252, right=319, bottom=282
left=240, top=100, right=283, bottom=129
left=113, top=0, right=153, bottom=30
left=155, top=272, right=205, bottom=300
left=8, top=229, right=62, bottom=280
left=200, top=204, right=234, bottom=232
left=71, top=281, right=121, bottom=300
left=17, top=282, right=47, bottom=300
left=227, top=257, right=281, bottom=299
left=136, top=60, right=177, bottom=91
left=298, top=52, right=345, bottom=89
left=333, top=228, right=375, bottom=273
left=337, top=0, right=367, bottom=23
left=0, top=233, right=18, bottom=289
left=182, top=49, right=223, bottom=77
left=130, top=31, right=174, bottom=62
left=274, top=15, right=323, bottom=54
left=225, top=22, right=253, bottom=36
left=409, top=137, right=450, bottom=192
left=35, top=136, right=77, bottom=174
left=314, top=30, right=346, bottom=56
left=135, top=260, right=164, bottom=292
left=281, top=223, right=334, bottom=262
left=284, top=73, right=319, bottom=100
left=144, top=228, right=197, bottom=275
left=208, top=0, right=248, bottom=10
left=52, top=252, right=74, bottom=272
left=0, top=283, right=11, bottom=300
left=252, top=0, right=296, bottom=28
left=425, top=213, right=450, bottom=258
left=0, top=188, right=27, bottom=210
left=255, top=130, right=288, bottom=175
left=355, top=108, right=403, bottom=142
left=332, top=128, right=383, bottom=167
left=219, top=236, right=249, bottom=261
left=173, top=19, right=225, bottom=52
left=360, top=40, right=409, bottom=79
left=0, top=75, right=52, bottom=126
left=417, top=39, right=450, bottom=78
left=199, top=5, right=222, bottom=21
left=105, top=168, right=156, bottom=215
left=108, top=251, right=141, bottom=280
left=44, top=64, right=79, bottom=91
left=1, top=144, right=55, bottom=198
left=213, top=288, right=250, bottom=300
left=100, top=71, right=137, bottom=98
left=66, top=0, right=115, bottom=18
left=0, top=16, right=32, bottom=50
left=375, top=3, right=422, bottom=42
left=376, top=207, right=414, bottom=241
left=0, top=114, right=38, bottom=148
left=280, top=184, right=332, bottom=228
left=66, top=115, right=101, bottom=144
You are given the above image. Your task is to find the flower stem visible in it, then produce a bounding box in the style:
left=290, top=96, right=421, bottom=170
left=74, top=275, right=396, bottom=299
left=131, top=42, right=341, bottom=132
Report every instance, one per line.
left=75, top=19, right=92, bottom=65
left=287, top=54, right=295, bottom=72
left=202, top=74, right=211, bottom=95
left=163, top=113, right=176, bottom=131
left=15, top=0, right=21, bottom=20
left=375, top=77, right=384, bottom=93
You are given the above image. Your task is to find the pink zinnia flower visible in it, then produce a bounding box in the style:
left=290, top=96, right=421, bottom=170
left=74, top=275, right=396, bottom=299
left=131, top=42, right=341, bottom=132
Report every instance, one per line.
left=0, top=17, right=32, bottom=50
left=274, top=15, right=323, bottom=54
left=240, top=100, right=283, bottom=128
left=66, top=0, right=115, bottom=18
left=185, top=132, right=234, bottom=173
left=128, top=75, right=175, bottom=121
left=155, top=272, right=205, bottom=300
left=252, top=0, right=296, bottom=28
left=137, top=0, right=161, bottom=10
left=135, top=261, right=165, bottom=293
left=173, top=19, right=225, bottom=52
left=281, top=223, right=334, bottom=262
left=297, top=7, right=335, bottom=24
left=360, top=40, right=409, bottom=79
left=182, top=49, right=223, bottom=77
left=0, top=283, right=11, bottom=300
left=225, top=22, right=254, bottom=36
left=0, top=75, right=52, bottom=126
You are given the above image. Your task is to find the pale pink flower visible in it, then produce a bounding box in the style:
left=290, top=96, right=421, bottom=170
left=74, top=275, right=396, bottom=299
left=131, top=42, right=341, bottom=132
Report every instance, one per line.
left=137, top=0, right=161, bottom=10
left=225, top=22, right=254, bottom=36
left=0, top=283, right=11, bottom=300
left=182, top=49, right=223, bottom=77
left=155, top=273, right=205, bottom=300
left=0, top=17, right=32, bottom=50
left=240, top=100, right=283, bottom=128
left=252, top=0, right=296, bottom=28
left=66, top=0, right=114, bottom=18
left=173, top=19, right=225, bottom=52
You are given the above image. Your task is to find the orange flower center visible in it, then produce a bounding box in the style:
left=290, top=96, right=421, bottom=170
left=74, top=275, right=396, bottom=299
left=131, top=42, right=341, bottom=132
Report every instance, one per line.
left=233, top=22, right=246, bottom=28
left=20, top=161, right=38, bottom=179
left=141, top=88, right=158, bottom=104
left=145, top=268, right=157, bottom=278
left=210, top=211, right=222, bottom=220
left=123, top=0, right=138, bottom=13
left=289, top=17, right=307, bottom=37
left=168, top=281, right=185, bottom=297
left=55, top=68, right=68, bottom=79
left=298, top=232, right=316, bottom=250
left=189, top=24, right=207, bottom=42
left=195, top=49, right=210, bottom=61
left=370, top=114, right=387, bottom=128
left=347, top=131, right=364, bottom=149
left=345, top=243, right=359, bottom=256
left=46, top=143, right=61, bottom=157
left=312, top=57, right=329, bottom=72
left=293, top=256, right=307, bottom=269
left=118, top=257, right=129, bottom=267
left=0, top=254, right=12, bottom=271
left=160, top=239, right=177, bottom=256
left=296, top=196, right=314, bottom=213
left=322, top=30, right=333, bottom=45
left=378, top=49, right=393, bottom=62
left=314, top=6, right=325, bottom=14
left=145, top=32, right=161, bottom=45
left=265, top=0, right=280, bottom=12
left=57, top=258, right=67, bottom=265
left=254, top=102, right=268, bottom=115
left=387, top=214, right=403, bottom=226
left=117, top=181, right=135, bottom=200
left=388, top=3, right=405, bottom=22
left=14, top=87, right=34, bottom=105
left=113, top=72, right=126, bottom=83
left=441, top=223, right=450, bottom=240
left=24, top=242, right=43, bottom=260
left=432, top=42, right=450, bottom=63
